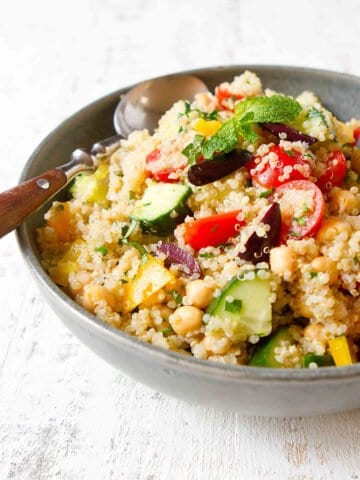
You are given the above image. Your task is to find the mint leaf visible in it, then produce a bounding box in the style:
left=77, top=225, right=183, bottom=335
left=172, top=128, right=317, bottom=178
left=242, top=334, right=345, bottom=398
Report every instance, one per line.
left=200, top=95, right=301, bottom=159
left=202, top=119, right=239, bottom=159
left=237, top=122, right=259, bottom=144
left=182, top=135, right=205, bottom=164
left=235, top=95, right=302, bottom=124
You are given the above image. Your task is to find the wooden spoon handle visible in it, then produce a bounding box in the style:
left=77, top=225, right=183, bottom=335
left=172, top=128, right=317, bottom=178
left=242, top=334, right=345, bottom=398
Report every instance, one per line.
left=0, top=168, right=67, bottom=238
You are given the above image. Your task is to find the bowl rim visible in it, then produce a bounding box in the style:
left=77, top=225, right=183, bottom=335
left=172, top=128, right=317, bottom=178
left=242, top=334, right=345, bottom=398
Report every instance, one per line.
left=17, top=64, right=360, bottom=383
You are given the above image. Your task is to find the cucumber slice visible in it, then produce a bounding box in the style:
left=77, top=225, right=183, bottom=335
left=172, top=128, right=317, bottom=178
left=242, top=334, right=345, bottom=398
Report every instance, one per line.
left=130, top=183, right=192, bottom=236
left=249, top=327, right=293, bottom=367
left=206, top=271, right=272, bottom=338
left=302, top=354, right=334, bottom=368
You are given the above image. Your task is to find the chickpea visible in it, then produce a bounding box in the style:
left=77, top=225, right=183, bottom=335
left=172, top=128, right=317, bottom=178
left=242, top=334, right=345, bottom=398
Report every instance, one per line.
left=169, top=306, right=203, bottom=336
left=330, top=188, right=358, bottom=215
left=351, top=148, right=360, bottom=174
left=303, top=323, right=327, bottom=343
left=270, top=246, right=296, bottom=275
left=316, top=217, right=352, bottom=243
left=185, top=280, right=213, bottom=309
left=82, top=284, right=116, bottom=312
left=310, top=256, right=339, bottom=285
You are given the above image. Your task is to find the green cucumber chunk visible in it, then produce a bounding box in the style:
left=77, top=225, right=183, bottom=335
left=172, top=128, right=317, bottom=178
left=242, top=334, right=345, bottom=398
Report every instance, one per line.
left=130, top=183, right=192, bottom=236
left=206, top=271, right=272, bottom=338
left=249, top=327, right=293, bottom=367
left=302, top=354, right=334, bottom=368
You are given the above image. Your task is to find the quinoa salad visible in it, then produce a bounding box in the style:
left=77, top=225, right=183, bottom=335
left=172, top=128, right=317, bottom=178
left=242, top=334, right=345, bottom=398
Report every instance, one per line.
left=37, top=71, right=360, bottom=368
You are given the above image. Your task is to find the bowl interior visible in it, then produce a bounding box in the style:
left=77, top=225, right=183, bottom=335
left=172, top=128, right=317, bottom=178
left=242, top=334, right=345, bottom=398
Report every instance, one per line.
left=18, top=65, right=360, bottom=379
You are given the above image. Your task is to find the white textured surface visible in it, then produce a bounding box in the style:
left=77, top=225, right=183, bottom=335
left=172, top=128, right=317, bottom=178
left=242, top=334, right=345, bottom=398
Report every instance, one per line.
left=1, top=0, right=360, bottom=478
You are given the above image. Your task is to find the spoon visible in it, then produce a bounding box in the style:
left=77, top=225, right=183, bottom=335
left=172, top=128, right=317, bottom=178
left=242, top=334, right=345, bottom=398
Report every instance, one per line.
left=0, top=74, right=208, bottom=238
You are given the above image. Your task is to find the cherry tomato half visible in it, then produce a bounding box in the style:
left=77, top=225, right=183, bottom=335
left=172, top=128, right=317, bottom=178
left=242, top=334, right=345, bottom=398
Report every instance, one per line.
left=183, top=210, right=245, bottom=250
left=247, top=146, right=312, bottom=188
left=215, top=85, right=244, bottom=111
left=276, top=180, right=325, bottom=242
left=145, top=149, right=186, bottom=183
left=316, top=151, right=347, bottom=192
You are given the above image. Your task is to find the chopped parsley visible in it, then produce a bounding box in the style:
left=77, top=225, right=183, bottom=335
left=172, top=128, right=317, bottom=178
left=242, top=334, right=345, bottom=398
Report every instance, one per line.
left=284, top=150, right=296, bottom=157
left=120, top=279, right=128, bottom=284
left=201, top=110, right=219, bottom=121
left=168, top=290, right=183, bottom=306
left=289, top=230, right=301, bottom=238
left=161, top=326, right=174, bottom=337
left=224, top=299, right=242, bottom=313
left=129, top=190, right=135, bottom=200
left=302, top=203, right=310, bottom=214
left=293, top=215, right=307, bottom=226
left=199, top=252, right=215, bottom=258
left=310, top=271, right=318, bottom=279
left=178, top=125, right=184, bottom=133
left=95, top=245, right=108, bottom=256
left=126, top=241, right=148, bottom=263
left=120, top=220, right=137, bottom=240
left=259, top=188, right=275, bottom=198
left=354, top=255, right=359, bottom=265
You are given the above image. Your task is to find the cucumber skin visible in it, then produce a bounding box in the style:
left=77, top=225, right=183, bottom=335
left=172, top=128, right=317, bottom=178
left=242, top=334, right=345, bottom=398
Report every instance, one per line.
left=249, top=327, right=293, bottom=367
left=131, top=184, right=192, bottom=236
left=302, top=354, right=334, bottom=368
left=135, top=204, right=192, bottom=236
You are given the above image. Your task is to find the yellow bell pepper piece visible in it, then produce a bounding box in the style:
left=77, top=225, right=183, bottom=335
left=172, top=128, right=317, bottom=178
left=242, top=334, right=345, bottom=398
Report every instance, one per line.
left=71, top=163, right=109, bottom=206
left=328, top=336, right=354, bottom=366
left=124, top=255, right=174, bottom=311
left=193, top=118, right=222, bottom=138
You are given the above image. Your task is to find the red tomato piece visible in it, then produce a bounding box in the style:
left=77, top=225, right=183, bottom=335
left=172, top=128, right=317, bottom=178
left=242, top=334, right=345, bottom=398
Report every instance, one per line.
left=247, top=146, right=312, bottom=188
left=316, top=151, right=347, bottom=192
left=145, top=149, right=186, bottom=183
left=352, top=126, right=360, bottom=146
left=215, top=85, right=244, bottom=111
left=276, top=180, right=325, bottom=241
left=183, top=210, right=245, bottom=250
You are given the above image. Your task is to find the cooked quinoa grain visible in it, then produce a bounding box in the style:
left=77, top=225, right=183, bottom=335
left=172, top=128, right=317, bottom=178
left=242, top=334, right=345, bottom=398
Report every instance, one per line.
left=37, top=72, right=360, bottom=368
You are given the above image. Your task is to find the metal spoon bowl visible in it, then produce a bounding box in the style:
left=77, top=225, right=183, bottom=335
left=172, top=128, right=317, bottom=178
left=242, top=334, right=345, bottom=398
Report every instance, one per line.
left=0, top=74, right=208, bottom=237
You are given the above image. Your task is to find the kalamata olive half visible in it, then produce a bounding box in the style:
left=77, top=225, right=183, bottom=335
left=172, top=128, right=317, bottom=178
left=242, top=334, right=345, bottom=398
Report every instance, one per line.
left=157, top=241, right=201, bottom=277
left=188, top=149, right=253, bottom=186
left=262, top=123, right=317, bottom=145
left=239, top=202, right=281, bottom=263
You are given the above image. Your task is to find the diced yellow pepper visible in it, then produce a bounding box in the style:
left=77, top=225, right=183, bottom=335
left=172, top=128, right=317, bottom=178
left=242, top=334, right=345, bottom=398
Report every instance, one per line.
left=334, top=119, right=355, bottom=145
left=193, top=118, right=222, bottom=138
left=71, top=163, right=109, bottom=206
left=328, top=336, right=354, bottom=366
left=124, top=255, right=174, bottom=311
left=48, top=239, right=86, bottom=287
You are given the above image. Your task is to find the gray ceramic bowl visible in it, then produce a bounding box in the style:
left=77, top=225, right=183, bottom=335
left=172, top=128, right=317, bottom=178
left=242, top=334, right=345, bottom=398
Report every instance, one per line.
left=17, top=65, right=360, bottom=416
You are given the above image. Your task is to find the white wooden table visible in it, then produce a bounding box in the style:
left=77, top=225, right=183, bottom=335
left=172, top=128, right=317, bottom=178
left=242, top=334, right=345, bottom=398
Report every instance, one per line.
left=1, top=1, right=360, bottom=478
